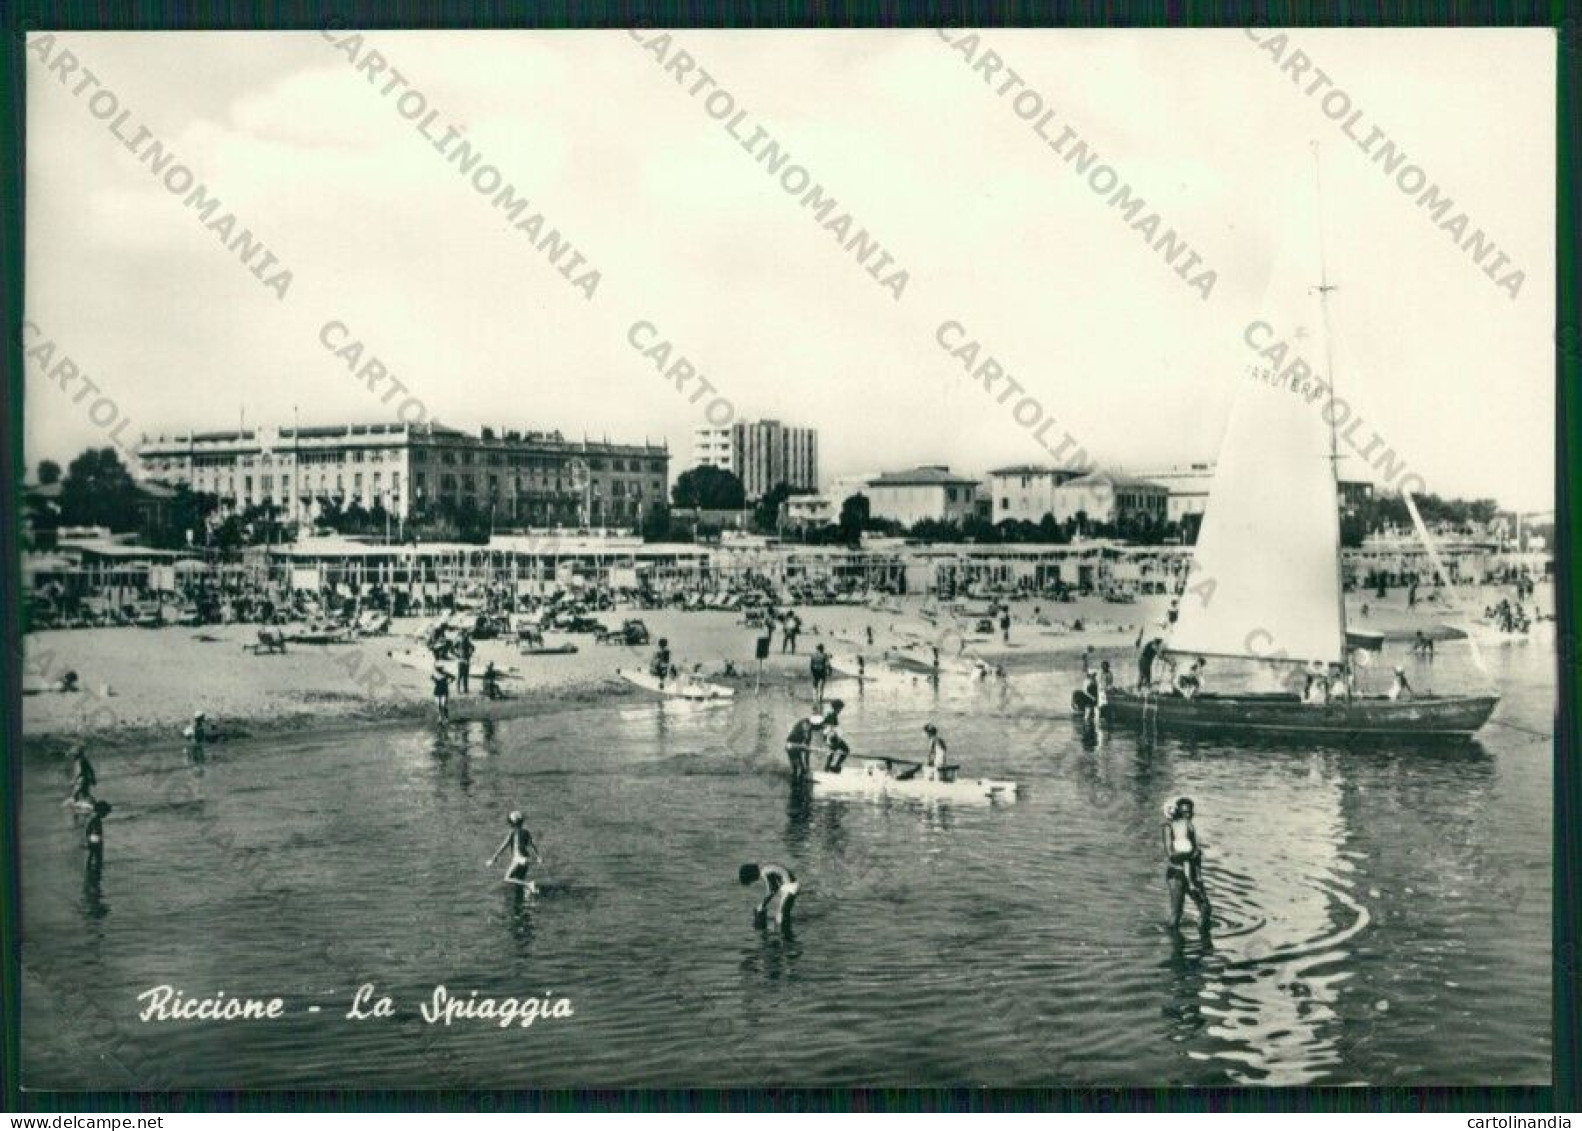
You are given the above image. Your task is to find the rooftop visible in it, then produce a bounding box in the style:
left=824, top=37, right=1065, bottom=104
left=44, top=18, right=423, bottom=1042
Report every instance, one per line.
left=1061, top=471, right=1167, bottom=491
left=869, top=466, right=981, bottom=488
left=987, top=464, right=1085, bottom=478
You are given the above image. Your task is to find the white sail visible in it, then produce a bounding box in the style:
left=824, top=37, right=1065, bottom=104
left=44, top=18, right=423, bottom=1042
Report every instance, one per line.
left=1169, top=237, right=1346, bottom=666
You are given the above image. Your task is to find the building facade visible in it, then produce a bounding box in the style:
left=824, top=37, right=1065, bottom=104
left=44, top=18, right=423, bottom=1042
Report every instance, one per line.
left=137, top=422, right=669, bottom=529
left=864, top=467, right=981, bottom=527
left=784, top=495, right=837, bottom=528
left=691, top=419, right=819, bottom=500
left=1051, top=471, right=1169, bottom=525
left=1139, top=462, right=1374, bottom=522
left=986, top=465, right=1087, bottom=524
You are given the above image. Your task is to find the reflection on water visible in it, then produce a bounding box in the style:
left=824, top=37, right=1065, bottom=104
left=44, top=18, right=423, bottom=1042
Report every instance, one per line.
left=19, top=639, right=1551, bottom=1088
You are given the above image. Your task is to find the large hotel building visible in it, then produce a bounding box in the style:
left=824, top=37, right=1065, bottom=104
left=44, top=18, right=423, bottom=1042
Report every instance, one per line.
left=136, top=422, right=670, bottom=529
left=691, top=419, right=818, bottom=500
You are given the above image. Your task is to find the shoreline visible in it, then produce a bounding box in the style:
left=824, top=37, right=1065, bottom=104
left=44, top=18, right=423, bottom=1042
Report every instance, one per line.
left=18, top=602, right=1136, bottom=751
left=20, top=588, right=1537, bottom=752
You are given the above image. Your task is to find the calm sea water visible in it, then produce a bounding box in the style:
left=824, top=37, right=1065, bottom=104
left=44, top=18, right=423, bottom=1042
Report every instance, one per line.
left=21, top=632, right=1553, bottom=1088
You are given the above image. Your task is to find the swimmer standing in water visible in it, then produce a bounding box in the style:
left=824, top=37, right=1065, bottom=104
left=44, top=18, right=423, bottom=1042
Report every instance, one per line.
left=1163, top=797, right=1212, bottom=932
left=487, top=810, right=539, bottom=886
left=739, top=862, right=798, bottom=932
left=64, top=745, right=97, bottom=808
left=84, top=800, right=112, bottom=869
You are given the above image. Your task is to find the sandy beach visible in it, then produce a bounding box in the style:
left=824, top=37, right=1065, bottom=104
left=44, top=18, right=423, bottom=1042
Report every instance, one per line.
left=20, top=585, right=1536, bottom=751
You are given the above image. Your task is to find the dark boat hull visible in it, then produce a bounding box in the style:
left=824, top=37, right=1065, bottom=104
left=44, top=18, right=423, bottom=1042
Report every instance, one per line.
left=1102, top=688, right=1499, bottom=737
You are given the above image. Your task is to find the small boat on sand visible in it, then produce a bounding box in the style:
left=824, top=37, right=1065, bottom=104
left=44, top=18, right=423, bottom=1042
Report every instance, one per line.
left=518, top=642, right=580, bottom=656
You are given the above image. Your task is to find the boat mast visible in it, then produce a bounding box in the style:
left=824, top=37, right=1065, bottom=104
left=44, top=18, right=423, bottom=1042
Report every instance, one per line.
left=1310, top=143, right=1351, bottom=688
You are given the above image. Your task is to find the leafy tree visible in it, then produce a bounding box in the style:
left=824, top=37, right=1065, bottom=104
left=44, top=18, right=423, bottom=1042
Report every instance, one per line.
left=909, top=518, right=965, bottom=543
left=315, top=496, right=345, bottom=531
left=838, top=493, right=870, bottom=545
left=753, top=482, right=814, bottom=534
left=641, top=501, right=672, bottom=542
left=961, top=516, right=999, bottom=543
left=672, top=465, right=746, bottom=510
left=214, top=514, right=246, bottom=554
left=37, top=459, right=62, bottom=486
left=147, top=486, right=222, bottom=551
left=240, top=501, right=287, bottom=546
left=59, top=448, right=140, bottom=531
left=434, top=498, right=492, bottom=543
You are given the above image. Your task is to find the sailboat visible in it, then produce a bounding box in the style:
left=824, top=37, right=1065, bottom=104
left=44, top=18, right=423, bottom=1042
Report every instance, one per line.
left=1103, top=159, right=1499, bottom=739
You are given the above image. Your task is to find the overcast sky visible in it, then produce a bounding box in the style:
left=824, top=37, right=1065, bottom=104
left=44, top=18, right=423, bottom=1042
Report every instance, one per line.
left=24, top=28, right=1555, bottom=511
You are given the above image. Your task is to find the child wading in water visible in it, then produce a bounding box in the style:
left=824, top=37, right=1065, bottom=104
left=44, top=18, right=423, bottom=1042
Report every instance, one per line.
left=487, top=811, right=539, bottom=886
left=85, top=800, right=112, bottom=869
left=1162, top=797, right=1212, bottom=933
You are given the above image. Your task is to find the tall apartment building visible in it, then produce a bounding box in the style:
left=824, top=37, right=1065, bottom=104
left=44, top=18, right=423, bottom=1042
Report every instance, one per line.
left=137, top=421, right=669, bottom=529
left=691, top=419, right=818, bottom=500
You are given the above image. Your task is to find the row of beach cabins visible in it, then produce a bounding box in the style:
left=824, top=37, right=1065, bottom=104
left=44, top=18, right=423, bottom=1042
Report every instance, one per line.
left=22, top=533, right=1552, bottom=631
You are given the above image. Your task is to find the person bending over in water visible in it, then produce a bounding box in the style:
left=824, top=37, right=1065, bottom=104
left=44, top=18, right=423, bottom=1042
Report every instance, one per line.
left=784, top=710, right=828, bottom=782
left=739, top=862, right=798, bottom=931
left=821, top=700, right=850, bottom=771
left=487, top=811, right=539, bottom=886
left=1162, top=797, right=1212, bottom=932
left=84, top=800, right=112, bottom=869
left=183, top=710, right=212, bottom=744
